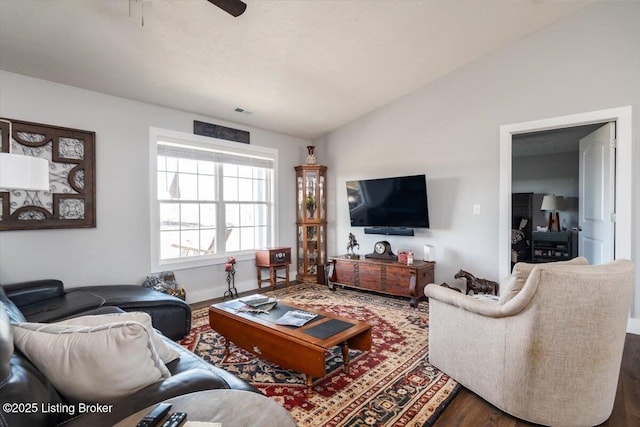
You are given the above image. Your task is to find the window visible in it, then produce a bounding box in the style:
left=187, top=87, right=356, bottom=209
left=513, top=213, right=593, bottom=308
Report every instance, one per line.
left=150, top=128, right=276, bottom=270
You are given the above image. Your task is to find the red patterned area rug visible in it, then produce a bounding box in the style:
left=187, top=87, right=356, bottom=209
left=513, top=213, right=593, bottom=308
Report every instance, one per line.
left=179, top=284, right=460, bottom=426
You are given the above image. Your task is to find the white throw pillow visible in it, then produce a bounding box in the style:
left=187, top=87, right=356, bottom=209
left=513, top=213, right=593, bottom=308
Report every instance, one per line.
left=12, top=321, right=171, bottom=403
left=498, top=256, right=589, bottom=304
left=56, top=312, right=179, bottom=363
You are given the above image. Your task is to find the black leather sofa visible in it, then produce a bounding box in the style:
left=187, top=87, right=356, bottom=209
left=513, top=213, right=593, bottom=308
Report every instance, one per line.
left=2, top=280, right=190, bottom=340
left=0, top=281, right=260, bottom=427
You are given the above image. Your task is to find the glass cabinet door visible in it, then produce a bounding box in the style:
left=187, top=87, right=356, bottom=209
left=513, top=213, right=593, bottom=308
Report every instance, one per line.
left=295, top=165, right=327, bottom=282
left=297, top=176, right=304, bottom=222
left=318, top=174, right=326, bottom=221
left=296, top=224, right=326, bottom=278
left=297, top=225, right=304, bottom=273
left=304, top=170, right=318, bottom=221
left=318, top=223, right=326, bottom=263
left=306, top=225, right=318, bottom=276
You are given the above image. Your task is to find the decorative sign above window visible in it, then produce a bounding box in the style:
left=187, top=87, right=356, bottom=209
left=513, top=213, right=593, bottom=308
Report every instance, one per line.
left=0, top=119, right=96, bottom=231
left=193, top=120, right=250, bottom=144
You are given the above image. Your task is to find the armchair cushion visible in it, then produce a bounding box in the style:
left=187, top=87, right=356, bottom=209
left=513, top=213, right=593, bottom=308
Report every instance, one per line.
left=498, top=256, right=588, bottom=304
left=12, top=321, right=171, bottom=403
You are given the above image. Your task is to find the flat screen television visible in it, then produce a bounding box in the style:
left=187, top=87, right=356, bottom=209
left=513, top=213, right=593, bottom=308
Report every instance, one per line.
left=346, top=174, right=430, bottom=228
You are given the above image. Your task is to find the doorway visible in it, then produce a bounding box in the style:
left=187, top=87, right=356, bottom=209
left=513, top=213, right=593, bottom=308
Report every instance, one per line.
left=511, top=122, right=611, bottom=264
left=499, top=107, right=632, bottom=282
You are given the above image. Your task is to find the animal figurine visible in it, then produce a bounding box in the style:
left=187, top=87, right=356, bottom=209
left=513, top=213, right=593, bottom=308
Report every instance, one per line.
left=454, top=269, right=499, bottom=295
left=346, top=232, right=360, bottom=257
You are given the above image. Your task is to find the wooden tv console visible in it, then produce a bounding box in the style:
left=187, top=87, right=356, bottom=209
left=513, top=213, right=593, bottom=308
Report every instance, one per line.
left=327, top=256, right=435, bottom=307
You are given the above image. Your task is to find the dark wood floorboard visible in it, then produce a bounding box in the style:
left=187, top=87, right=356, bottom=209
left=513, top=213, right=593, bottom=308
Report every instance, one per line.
left=434, top=333, right=640, bottom=427
left=189, top=287, right=639, bottom=426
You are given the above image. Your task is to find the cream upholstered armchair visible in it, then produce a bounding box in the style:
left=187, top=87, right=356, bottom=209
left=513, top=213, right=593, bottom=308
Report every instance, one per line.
left=424, top=258, right=634, bottom=426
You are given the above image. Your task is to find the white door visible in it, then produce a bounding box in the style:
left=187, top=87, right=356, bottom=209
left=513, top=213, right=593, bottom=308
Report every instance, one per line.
left=578, top=122, right=615, bottom=264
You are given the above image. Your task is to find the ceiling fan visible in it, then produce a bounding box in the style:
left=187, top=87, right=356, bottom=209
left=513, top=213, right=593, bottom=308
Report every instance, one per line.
left=207, top=0, right=247, bottom=17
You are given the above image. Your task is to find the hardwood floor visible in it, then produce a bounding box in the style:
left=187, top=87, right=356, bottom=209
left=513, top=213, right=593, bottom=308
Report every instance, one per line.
left=433, top=333, right=640, bottom=427
left=189, top=282, right=292, bottom=311
left=189, top=286, right=639, bottom=426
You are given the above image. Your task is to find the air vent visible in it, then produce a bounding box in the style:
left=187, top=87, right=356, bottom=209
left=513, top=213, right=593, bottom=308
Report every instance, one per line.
left=234, top=107, right=253, bottom=115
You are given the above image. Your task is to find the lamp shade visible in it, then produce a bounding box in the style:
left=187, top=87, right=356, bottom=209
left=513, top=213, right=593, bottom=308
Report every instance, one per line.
left=541, top=195, right=565, bottom=211
left=0, top=153, right=50, bottom=191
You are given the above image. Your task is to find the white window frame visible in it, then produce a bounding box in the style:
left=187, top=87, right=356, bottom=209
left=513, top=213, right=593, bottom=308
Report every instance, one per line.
left=149, top=127, right=278, bottom=272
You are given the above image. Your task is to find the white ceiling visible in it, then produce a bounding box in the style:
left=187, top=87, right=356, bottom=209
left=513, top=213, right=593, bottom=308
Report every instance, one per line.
left=0, top=0, right=591, bottom=140
left=512, top=123, right=605, bottom=157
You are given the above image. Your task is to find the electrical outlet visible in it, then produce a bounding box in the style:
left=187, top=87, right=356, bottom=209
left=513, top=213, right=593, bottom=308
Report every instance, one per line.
left=473, top=204, right=481, bottom=215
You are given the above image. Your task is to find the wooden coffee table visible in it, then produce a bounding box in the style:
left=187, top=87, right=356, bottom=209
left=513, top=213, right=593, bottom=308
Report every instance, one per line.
left=209, top=299, right=371, bottom=397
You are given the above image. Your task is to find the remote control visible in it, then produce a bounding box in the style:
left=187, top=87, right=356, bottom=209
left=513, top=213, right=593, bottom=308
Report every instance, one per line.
left=136, top=403, right=172, bottom=427
left=160, top=412, right=187, bottom=427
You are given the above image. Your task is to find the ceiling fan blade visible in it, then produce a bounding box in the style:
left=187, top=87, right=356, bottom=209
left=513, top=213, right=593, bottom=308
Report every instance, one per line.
left=207, top=0, right=247, bottom=17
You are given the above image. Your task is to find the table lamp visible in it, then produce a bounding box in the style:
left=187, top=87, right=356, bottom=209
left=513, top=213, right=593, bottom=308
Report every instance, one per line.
left=541, top=195, right=565, bottom=232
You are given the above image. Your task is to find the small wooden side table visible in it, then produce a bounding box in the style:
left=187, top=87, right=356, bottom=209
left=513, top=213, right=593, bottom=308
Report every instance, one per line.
left=255, top=247, right=292, bottom=290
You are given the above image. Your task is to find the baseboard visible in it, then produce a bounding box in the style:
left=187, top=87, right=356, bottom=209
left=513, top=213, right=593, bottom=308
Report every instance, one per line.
left=186, top=269, right=300, bottom=305
left=186, top=279, right=259, bottom=304
left=627, top=317, right=640, bottom=335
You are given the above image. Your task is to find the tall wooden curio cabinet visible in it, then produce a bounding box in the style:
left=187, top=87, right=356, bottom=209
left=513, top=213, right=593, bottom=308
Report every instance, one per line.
left=295, top=165, right=327, bottom=282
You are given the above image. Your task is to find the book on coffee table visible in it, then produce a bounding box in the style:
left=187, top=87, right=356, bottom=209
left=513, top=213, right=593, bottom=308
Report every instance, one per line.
left=275, top=310, right=317, bottom=327
left=239, top=294, right=277, bottom=307
left=223, top=295, right=277, bottom=313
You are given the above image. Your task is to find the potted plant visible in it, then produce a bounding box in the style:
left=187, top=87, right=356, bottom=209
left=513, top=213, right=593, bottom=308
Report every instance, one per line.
left=305, top=193, right=316, bottom=218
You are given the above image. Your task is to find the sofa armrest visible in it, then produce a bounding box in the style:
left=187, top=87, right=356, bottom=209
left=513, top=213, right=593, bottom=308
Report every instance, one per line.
left=425, top=283, right=532, bottom=318
left=2, top=280, right=64, bottom=307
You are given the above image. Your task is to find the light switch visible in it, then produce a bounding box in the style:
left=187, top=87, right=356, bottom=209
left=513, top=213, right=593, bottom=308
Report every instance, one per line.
left=473, top=204, right=481, bottom=215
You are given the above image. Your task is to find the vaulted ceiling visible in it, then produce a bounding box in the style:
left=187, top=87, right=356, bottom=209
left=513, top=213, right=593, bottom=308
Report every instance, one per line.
left=0, top=0, right=591, bottom=140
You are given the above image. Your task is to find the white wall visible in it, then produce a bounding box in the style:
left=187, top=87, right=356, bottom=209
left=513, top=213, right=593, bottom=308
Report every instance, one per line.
left=512, top=152, right=579, bottom=197
left=317, top=1, right=640, bottom=314
left=0, top=71, right=311, bottom=302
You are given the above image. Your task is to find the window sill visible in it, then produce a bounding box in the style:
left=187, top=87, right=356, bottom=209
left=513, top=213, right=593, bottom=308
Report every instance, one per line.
left=154, top=251, right=257, bottom=272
